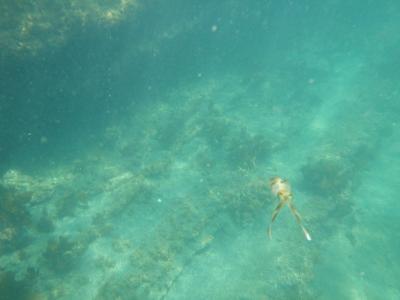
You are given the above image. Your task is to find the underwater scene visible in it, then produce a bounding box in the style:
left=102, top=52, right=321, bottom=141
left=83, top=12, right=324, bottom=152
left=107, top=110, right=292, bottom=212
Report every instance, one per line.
left=1, top=1, right=399, bottom=299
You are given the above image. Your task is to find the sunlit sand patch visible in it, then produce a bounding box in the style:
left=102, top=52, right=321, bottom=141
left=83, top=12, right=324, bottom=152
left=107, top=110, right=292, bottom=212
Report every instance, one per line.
left=310, top=117, right=327, bottom=133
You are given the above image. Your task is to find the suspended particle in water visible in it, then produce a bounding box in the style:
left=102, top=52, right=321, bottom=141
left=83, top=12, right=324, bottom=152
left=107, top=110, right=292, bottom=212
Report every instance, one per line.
left=40, top=136, right=48, bottom=144
left=211, top=25, right=218, bottom=32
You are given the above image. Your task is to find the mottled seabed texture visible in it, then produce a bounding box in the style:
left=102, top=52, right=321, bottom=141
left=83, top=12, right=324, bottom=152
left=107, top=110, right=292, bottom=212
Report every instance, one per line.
left=1, top=1, right=399, bottom=299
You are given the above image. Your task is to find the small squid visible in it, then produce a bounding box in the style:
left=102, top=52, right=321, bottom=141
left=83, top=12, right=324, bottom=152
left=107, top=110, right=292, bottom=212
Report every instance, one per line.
left=268, top=176, right=312, bottom=241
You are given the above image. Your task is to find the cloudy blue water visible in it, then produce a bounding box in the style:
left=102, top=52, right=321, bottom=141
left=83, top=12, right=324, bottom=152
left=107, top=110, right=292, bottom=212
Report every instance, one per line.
left=1, top=1, right=399, bottom=299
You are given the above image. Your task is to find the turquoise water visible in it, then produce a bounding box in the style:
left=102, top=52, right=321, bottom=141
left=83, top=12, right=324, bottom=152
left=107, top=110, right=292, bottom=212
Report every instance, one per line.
left=1, top=1, right=400, bottom=299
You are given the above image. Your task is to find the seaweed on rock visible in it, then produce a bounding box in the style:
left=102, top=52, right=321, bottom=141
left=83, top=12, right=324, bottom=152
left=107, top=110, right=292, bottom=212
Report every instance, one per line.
left=300, top=157, right=351, bottom=198
left=43, top=236, right=87, bottom=274
left=0, top=268, right=38, bottom=300
left=0, top=185, right=32, bottom=253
